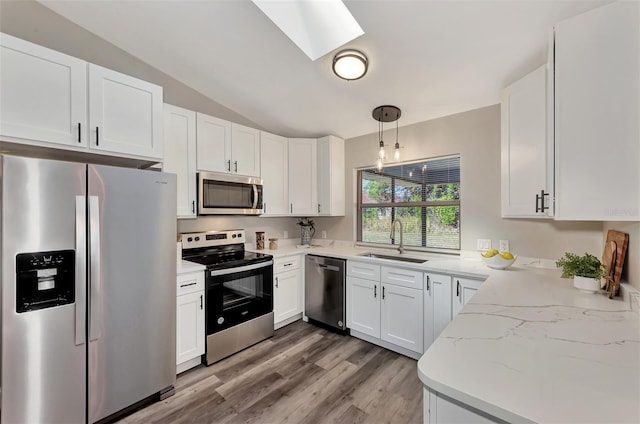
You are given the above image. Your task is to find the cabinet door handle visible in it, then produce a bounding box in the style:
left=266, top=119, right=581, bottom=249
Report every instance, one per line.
left=456, top=280, right=460, bottom=298
left=374, top=285, right=377, bottom=298
left=536, top=190, right=549, bottom=213
left=200, top=294, right=203, bottom=310
left=96, top=126, right=99, bottom=146
left=382, top=286, right=385, bottom=300
left=192, top=200, right=195, bottom=214
left=234, top=161, right=238, bottom=172
left=318, top=204, right=320, bottom=213
left=264, top=203, right=267, bottom=213
left=227, top=160, right=231, bottom=172
left=290, top=204, right=293, bottom=213
left=78, top=123, right=82, bottom=143
left=275, top=276, right=279, bottom=288
left=426, top=275, right=430, bottom=291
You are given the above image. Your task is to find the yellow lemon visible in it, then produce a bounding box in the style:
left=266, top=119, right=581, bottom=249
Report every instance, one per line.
left=483, top=249, right=499, bottom=258
left=501, top=252, right=514, bottom=260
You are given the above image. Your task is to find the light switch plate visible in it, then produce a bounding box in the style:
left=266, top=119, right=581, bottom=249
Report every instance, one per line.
left=283, top=230, right=288, bottom=239
left=321, top=230, right=327, bottom=239
left=477, top=239, right=491, bottom=251
left=499, top=240, right=510, bottom=253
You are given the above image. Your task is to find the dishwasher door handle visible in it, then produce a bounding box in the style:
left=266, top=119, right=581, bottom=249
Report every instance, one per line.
left=317, top=263, right=340, bottom=272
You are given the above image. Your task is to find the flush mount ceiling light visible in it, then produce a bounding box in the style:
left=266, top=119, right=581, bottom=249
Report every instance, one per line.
left=332, top=49, right=368, bottom=81
left=252, top=0, right=364, bottom=61
left=372, top=105, right=402, bottom=170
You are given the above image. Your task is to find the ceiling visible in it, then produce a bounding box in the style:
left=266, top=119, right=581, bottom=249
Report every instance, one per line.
left=39, top=0, right=610, bottom=140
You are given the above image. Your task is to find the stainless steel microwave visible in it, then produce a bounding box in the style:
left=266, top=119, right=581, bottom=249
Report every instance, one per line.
left=198, top=172, right=263, bottom=215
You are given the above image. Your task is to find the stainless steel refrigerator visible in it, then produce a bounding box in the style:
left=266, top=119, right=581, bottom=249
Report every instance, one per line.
left=1, top=155, right=177, bottom=423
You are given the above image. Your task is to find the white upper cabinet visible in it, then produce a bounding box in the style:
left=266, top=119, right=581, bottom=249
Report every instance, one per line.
left=501, top=65, right=553, bottom=218
left=317, top=135, right=345, bottom=216
left=163, top=104, right=197, bottom=218
left=0, top=32, right=88, bottom=147
left=196, top=112, right=231, bottom=173
left=553, top=1, right=639, bottom=220
left=0, top=33, right=163, bottom=162
left=288, top=138, right=318, bottom=216
left=260, top=131, right=289, bottom=216
left=88, top=64, right=163, bottom=160
left=231, top=123, right=260, bottom=177
left=196, top=114, right=260, bottom=178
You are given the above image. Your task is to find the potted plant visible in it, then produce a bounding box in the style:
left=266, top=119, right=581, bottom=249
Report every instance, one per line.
left=555, top=252, right=606, bottom=292
left=296, top=217, right=315, bottom=245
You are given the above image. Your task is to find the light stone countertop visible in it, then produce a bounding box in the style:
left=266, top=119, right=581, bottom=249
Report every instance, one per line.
left=417, top=266, right=640, bottom=423
left=176, top=259, right=206, bottom=275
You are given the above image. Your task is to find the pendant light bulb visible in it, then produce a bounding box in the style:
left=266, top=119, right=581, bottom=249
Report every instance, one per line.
left=378, top=140, right=385, bottom=160
left=376, top=157, right=383, bottom=171
left=394, top=142, right=400, bottom=160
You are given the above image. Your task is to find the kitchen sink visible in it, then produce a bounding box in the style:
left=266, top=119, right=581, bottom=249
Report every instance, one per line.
left=358, top=253, right=427, bottom=264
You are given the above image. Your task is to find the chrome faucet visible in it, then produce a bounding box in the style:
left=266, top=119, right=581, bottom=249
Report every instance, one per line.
left=390, top=219, right=405, bottom=254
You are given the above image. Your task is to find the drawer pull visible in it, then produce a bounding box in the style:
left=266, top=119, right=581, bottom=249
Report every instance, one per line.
left=180, top=282, right=197, bottom=288
left=200, top=294, right=203, bottom=310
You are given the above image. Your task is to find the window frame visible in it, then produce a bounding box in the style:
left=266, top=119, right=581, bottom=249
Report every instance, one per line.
left=356, top=155, right=461, bottom=254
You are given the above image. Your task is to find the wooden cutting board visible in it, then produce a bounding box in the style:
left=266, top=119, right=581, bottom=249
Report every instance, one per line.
left=601, top=240, right=617, bottom=289
left=604, top=229, right=629, bottom=297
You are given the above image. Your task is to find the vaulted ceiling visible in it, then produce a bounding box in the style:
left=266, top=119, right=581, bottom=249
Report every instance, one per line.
left=39, top=0, right=610, bottom=139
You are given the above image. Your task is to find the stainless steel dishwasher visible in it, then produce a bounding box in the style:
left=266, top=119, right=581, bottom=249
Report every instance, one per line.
left=305, top=255, right=347, bottom=332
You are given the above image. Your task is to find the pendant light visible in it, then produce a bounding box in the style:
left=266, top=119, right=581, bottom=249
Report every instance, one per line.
left=372, top=105, right=401, bottom=169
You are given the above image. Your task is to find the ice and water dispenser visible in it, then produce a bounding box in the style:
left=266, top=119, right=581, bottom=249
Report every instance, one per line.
left=15, top=250, right=75, bottom=313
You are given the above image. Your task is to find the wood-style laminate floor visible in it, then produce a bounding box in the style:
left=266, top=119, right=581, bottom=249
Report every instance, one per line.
left=119, top=321, right=422, bottom=424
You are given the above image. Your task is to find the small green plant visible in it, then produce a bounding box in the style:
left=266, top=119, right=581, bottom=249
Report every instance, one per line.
left=296, top=217, right=315, bottom=228
left=555, top=252, right=605, bottom=279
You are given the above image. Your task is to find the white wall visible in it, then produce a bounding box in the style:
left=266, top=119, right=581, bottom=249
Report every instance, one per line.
left=333, top=105, right=604, bottom=259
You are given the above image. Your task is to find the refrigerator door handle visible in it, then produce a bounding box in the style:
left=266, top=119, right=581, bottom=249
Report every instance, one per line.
left=89, top=195, right=102, bottom=341
left=75, top=196, right=87, bottom=346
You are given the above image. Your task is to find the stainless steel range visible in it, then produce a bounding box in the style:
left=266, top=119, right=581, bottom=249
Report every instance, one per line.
left=180, top=230, right=274, bottom=365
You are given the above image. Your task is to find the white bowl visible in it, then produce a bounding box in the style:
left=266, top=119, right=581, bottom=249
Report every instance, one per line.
left=481, top=253, right=517, bottom=269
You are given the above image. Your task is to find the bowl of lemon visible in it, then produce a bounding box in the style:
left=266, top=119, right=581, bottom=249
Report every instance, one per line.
left=481, top=249, right=516, bottom=269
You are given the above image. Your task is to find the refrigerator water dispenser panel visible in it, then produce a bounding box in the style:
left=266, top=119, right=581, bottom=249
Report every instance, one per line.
left=15, top=250, right=75, bottom=313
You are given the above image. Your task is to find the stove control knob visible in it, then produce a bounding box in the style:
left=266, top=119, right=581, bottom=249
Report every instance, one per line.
left=232, top=234, right=236, bottom=238
left=187, top=237, right=193, bottom=242
left=195, top=237, right=200, bottom=241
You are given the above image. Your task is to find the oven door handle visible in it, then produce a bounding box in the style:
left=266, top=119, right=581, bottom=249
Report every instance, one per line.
left=209, top=260, right=273, bottom=277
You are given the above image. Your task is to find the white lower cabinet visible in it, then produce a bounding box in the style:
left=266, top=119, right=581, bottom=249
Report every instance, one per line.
left=424, top=273, right=452, bottom=344
left=346, top=261, right=423, bottom=357
left=425, top=388, right=498, bottom=424
left=380, top=283, right=423, bottom=352
left=346, top=276, right=380, bottom=337
left=273, top=255, right=303, bottom=329
left=176, top=271, right=205, bottom=374
left=452, top=277, right=484, bottom=318
left=424, top=273, right=452, bottom=350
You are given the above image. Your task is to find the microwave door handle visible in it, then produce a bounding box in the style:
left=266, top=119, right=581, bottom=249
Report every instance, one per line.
left=89, top=196, right=101, bottom=341
left=252, top=185, right=258, bottom=209
left=75, top=196, right=87, bottom=346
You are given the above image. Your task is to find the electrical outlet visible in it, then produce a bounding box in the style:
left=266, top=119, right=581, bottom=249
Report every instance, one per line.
left=476, top=239, right=491, bottom=251
left=321, top=230, right=327, bottom=239
left=283, top=230, right=288, bottom=239
left=499, top=240, right=510, bottom=253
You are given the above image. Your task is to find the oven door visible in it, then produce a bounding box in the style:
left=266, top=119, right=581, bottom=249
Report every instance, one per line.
left=206, top=261, right=273, bottom=334
left=198, top=172, right=263, bottom=215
